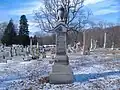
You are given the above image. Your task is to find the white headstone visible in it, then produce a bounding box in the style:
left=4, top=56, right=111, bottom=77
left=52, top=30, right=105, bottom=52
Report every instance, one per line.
left=103, top=32, right=107, bottom=48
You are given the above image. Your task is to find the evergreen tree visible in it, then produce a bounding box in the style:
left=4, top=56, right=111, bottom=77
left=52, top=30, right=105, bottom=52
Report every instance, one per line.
left=19, top=15, right=30, bottom=46
left=1, top=19, right=17, bottom=46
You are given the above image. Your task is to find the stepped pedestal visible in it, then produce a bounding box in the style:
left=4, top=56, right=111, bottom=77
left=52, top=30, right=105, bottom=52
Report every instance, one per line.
left=49, top=22, right=74, bottom=84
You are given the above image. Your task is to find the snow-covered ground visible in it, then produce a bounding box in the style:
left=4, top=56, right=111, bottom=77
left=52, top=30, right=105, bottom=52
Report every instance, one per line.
left=0, top=48, right=120, bottom=90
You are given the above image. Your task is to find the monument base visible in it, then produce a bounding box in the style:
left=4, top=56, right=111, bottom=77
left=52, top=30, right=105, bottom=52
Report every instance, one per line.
left=49, top=64, right=74, bottom=84
left=55, top=55, right=69, bottom=65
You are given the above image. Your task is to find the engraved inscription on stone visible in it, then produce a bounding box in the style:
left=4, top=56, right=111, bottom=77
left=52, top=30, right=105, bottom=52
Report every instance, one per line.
left=56, top=32, right=66, bottom=55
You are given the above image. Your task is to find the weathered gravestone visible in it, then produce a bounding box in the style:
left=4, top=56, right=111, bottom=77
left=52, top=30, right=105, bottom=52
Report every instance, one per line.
left=49, top=22, right=74, bottom=84
left=49, top=6, right=74, bottom=84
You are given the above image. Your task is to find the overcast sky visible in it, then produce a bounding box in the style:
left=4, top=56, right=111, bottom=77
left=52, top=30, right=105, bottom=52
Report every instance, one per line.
left=0, top=0, right=119, bottom=33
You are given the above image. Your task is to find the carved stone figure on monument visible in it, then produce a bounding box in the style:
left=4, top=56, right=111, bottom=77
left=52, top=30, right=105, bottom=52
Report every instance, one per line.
left=57, top=5, right=65, bottom=22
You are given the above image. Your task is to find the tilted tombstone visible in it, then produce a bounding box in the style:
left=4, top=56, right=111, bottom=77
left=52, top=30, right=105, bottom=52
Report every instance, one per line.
left=27, top=46, right=30, bottom=54
left=0, top=52, right=7, bottom=63
left=67, top=45, right=72, bottom=53
left=10, top=47, right=13, bottom=57
left=49, top=6, right=74, bottom=83
left=17, top=46, right=20, bottom=56
left=33, top=42, right=40, bottom=58
left=41, top=46, right=46, bottom=58
left=13, top=47, right=17, bottom=56
left=76, top=42, right=81, bottom=52
left=94, top=40, right=98, bottom=49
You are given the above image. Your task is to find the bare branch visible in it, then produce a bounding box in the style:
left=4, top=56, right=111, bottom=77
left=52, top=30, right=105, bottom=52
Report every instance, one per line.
left=34, top=0, right=90, bottom=33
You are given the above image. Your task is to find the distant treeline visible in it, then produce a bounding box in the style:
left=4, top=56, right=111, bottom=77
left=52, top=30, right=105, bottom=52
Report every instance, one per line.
left=34, top=25, right=120, bottom=48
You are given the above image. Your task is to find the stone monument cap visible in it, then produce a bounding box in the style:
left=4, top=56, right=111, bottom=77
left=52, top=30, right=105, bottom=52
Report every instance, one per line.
left=53, top=22, right=67, bottom=32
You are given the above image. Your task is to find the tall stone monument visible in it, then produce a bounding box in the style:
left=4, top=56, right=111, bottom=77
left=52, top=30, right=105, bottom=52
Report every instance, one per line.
left=49, top=6, right=74, bottom=84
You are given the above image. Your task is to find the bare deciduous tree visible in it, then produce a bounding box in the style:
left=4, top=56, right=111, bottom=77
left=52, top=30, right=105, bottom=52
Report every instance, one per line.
left=34, top=0, right=91, bottom=32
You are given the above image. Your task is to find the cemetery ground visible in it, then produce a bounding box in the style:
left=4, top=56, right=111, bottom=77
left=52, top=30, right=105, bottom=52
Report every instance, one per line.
left=0, top=48, right=120, bottom=90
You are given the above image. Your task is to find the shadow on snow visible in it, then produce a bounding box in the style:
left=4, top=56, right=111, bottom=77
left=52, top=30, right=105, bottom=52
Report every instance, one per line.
left=74, top=71, right=120, bottom=82
left=0, top=71, right=120, bottom=88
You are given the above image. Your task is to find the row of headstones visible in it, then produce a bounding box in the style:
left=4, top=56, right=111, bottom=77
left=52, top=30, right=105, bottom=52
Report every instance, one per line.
left=67, top=42, right=81, bottom=53
left=0, top=45, right=27, bottom=63
left=0, top=44, right=47, bottom=63
left=0, top=45, right=29, bottom=58
left=83, top=31, right=116, bottom=55
left=50, top=32, right=116, bottom=57
left=0, top=40, right=97, bottom=63
left=67, top=42, right=92, bottom=53
left=67, top=39, right=98, bottom=54
left=66, top=32, right=108, bottom=55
